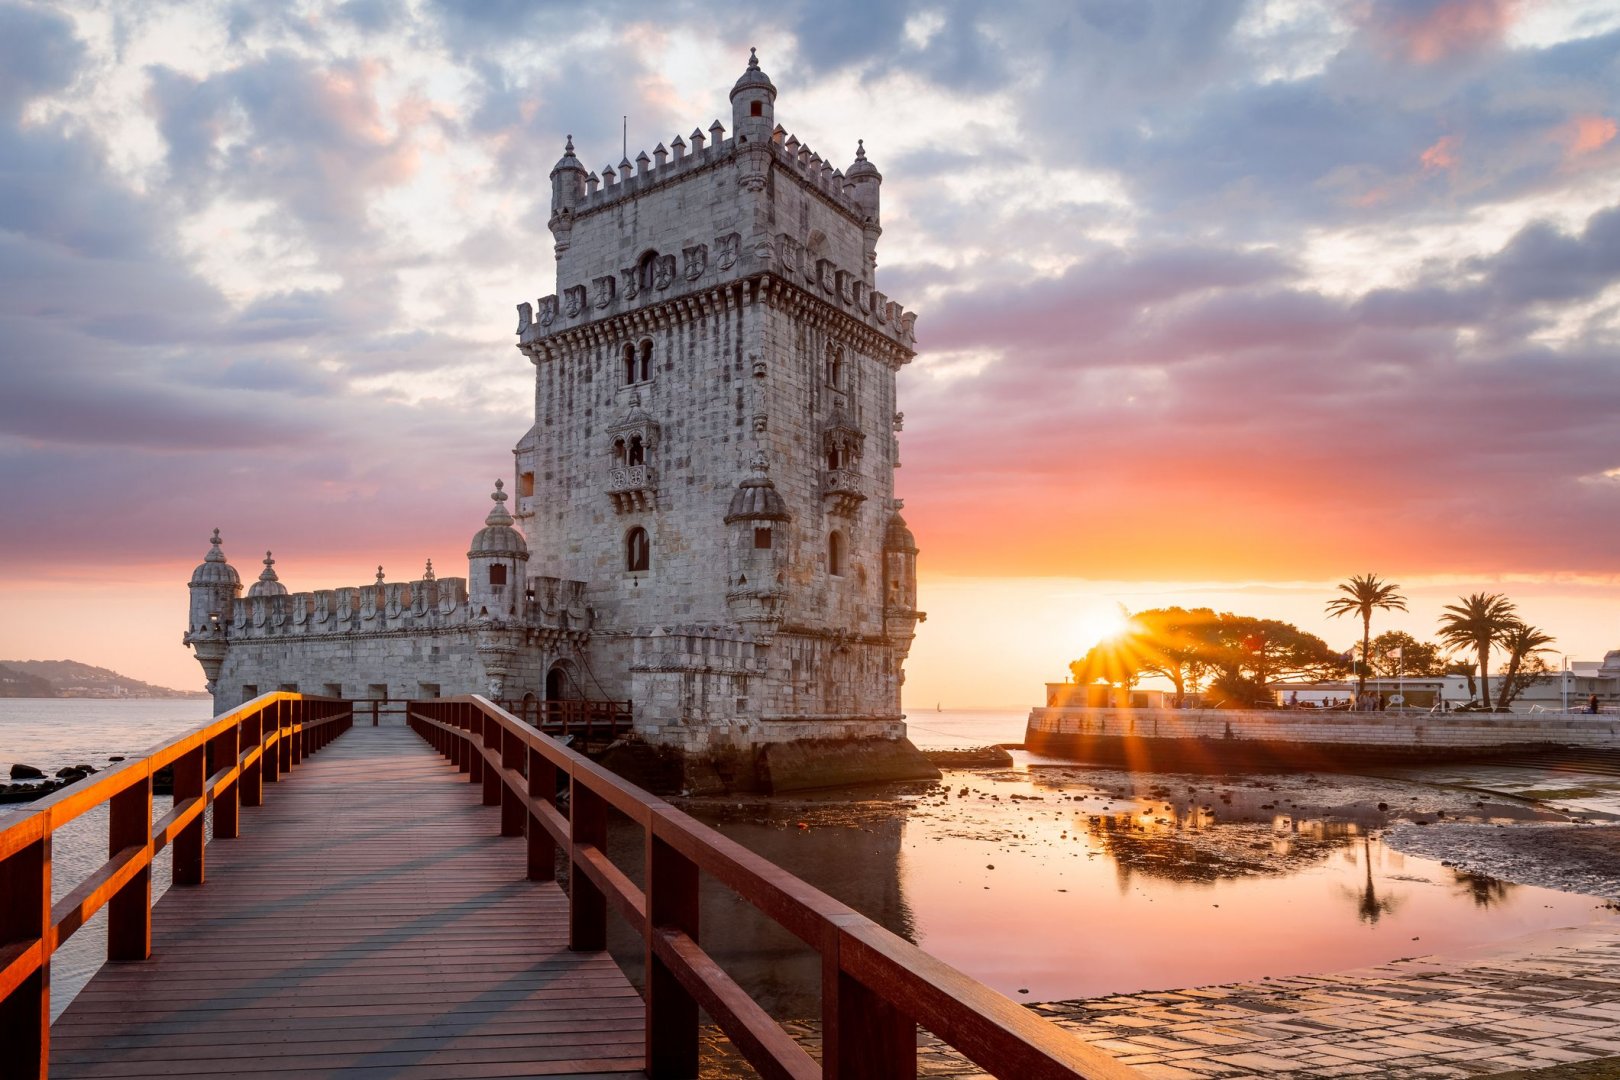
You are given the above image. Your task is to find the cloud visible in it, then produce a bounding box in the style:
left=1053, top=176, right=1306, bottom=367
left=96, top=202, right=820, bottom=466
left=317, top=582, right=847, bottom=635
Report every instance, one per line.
left=0, top=1, right=83, bottom=114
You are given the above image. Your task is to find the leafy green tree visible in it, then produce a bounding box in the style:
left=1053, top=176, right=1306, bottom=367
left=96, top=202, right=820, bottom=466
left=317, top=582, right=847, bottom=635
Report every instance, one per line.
left=1495, top=623, right=1556, bottom=709
left=1436, top=593, right=1518, bottom=708
left=1325, top=574, right=1407, bottom=700
left=1206, top=615, right=1349, bottom=707
left=1070, top=607, right=1217, bottom=706
left=1365, top=631, right=1445, bottom=678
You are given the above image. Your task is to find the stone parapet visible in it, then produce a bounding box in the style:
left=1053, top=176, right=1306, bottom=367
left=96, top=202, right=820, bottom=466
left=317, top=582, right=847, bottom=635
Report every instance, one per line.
left=1025, top=707, right=1620, bottom=769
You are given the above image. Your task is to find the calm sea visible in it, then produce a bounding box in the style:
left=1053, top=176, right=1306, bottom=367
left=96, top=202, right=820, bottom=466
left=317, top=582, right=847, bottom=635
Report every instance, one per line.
left=1, top=698, right=215, bottom=1017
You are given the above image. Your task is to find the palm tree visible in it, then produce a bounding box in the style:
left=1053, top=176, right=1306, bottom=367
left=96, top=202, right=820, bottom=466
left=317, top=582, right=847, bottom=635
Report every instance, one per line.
left=1326, top=575, right=1407, bottom=699
left=1435, top=593, right=1518, bottom=708
left=1495, top=622, right=1556, bottom=709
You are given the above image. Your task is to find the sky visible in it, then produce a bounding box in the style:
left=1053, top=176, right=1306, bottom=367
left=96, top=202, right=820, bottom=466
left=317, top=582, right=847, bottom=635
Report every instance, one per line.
left=0, top=0, right=1617, bottom=706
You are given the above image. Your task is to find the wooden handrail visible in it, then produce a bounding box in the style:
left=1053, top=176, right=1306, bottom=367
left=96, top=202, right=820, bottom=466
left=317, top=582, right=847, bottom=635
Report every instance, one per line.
left=408, top=696, right=1137, bottom=1080
left=0, top=693, right=353, bottom=1077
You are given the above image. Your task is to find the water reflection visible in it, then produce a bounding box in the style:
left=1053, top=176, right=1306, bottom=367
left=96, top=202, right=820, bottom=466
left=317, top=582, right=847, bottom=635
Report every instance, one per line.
left=671, top=765, right=1609, bottom=1010
left=1340, top=838, right=1402, bottom=925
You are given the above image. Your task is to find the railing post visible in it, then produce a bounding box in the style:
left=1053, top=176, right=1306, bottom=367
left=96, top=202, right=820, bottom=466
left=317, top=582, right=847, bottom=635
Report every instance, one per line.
left=108, top=771, right=153, bottom=962
left=646, top=825, right=700, bottom=1079
left=466, top=705, right=483, bottom=784
left=210, top=722, right=241, bottom=838
left=287, top=700, right=303, bottom=769
left=0, top=832, right=49, bottom=1077
left=527, top=746, right=557, bottom=882
left=481, top=715, right=502, bottom=807
left=500, top=727, right=525, bottom=837
left=569, top=781, right=607, bottom=952
left=278, top=699, right=294, bottom=774
left=826, top=945, right=917, bottom=1080
left=172, top=744, right=206, bottom=886
left=263, top=702, right=281, bottom=785
left=243, top=708, right=266, bottom=802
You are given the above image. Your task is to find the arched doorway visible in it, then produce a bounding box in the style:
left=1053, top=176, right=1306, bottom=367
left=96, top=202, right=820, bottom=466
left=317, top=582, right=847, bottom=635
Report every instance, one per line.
left=545, top=667, right=569, bottom=702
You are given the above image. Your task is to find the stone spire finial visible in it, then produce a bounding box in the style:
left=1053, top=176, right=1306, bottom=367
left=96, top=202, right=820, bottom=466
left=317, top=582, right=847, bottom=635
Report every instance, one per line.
left=423, top=558, right=435, bottom=581
left=376, top=565, right=385, bottom=584
left=748, top=46, right=759, bottom=70
left=564, top=133, right=575, bottom=154
left=486, top=479, right=515, bottom=527
left=856, top=138, right=866, bottom=160
left=260, top=551, right=278, bottom=581
left=205, top=528, right=226, bottom=562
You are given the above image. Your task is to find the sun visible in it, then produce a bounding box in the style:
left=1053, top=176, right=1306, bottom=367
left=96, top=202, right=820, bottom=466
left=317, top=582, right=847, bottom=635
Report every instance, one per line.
left=1073, top=604, right=1132, bottom=651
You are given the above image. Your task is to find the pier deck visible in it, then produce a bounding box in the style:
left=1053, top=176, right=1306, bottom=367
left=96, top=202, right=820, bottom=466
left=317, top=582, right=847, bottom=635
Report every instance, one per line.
left=48, top=723, right=645, bottom=1079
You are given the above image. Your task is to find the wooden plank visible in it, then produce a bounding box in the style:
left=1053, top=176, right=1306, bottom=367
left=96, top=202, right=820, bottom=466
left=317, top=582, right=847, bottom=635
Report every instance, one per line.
left=50, top=724, right=644, bottom=1079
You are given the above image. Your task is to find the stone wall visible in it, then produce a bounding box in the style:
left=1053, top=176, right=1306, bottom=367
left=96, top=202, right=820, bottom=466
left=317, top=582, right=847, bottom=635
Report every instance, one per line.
left=1025, top=707, right=1620, bottom=768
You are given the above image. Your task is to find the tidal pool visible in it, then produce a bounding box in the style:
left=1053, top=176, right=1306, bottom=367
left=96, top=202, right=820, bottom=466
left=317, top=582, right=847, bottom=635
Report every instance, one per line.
left=613, top=760, right=1615, bottom=1017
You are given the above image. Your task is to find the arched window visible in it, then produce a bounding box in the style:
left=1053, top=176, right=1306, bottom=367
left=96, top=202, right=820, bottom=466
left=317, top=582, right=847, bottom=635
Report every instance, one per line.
left=637, top=251, right=658, bottom=292
left=489, top=564, right=507, bottom=587
left=750, top=100, right=763, bottom=117
left=826, top=447, right=841, bottom=471
left=825, top=344, right=844, bottom=389
left=753, top=526, right=773, bottom=549
left=828, top=531, right=845, bottom=576
left=628, top=434, right=644, bottom=466
left=623, top=343, right=637, bottom=385
left=626, top=527, right=650, bottom=572
left=638, top=339, right=653, bottom=381
left=612, top=437, right=627, bottom=464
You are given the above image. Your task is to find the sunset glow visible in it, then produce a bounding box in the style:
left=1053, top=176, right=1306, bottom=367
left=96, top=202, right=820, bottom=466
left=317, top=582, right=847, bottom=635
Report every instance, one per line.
left=1, top=1, right=1617, bottom=705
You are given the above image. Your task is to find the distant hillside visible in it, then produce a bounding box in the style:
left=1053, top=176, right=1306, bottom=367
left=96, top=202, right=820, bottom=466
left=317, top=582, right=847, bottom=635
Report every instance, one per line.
left=0, top=659, right=207, bottom=699
left=0, top=663, right=57, bottom=697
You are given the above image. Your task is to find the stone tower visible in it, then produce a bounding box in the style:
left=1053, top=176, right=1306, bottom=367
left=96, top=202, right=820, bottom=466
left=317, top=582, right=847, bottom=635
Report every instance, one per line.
left=514, top=49, right=926, bottom=762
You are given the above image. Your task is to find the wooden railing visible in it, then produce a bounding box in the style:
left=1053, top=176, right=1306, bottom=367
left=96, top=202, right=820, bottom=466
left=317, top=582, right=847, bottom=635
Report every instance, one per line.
left=409, top=696, right=1135, bottom=1080
left=505, top=697, right=633, bottom=741
left=0, top=693, right=352, bottom=1077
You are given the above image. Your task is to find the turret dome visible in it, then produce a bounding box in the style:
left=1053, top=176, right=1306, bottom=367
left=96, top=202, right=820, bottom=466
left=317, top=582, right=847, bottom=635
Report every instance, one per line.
left=468, top=480, right=529, bottom=558
left=247, top=551, right=288, bottom=597
left=883, top=507, right=917, bottom=553
left=189, top=529, right=241, bottom=587
left=730, top=47, right=776, bottom=102
left=550, top=134, right=586, bottom=177
left=726, top=453, right=790, bottom=522
left=846, top=139, right=880, bottom=181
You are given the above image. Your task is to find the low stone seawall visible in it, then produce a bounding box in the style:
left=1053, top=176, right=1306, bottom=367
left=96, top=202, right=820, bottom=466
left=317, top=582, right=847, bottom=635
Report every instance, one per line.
left=1024, top=707, right=1620, bottom=770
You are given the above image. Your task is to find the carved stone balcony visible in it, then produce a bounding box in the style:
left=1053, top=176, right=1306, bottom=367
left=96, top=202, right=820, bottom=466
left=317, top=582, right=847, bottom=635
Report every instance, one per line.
left=608, top=464, right=656, bottom=513
left=821, top=467, right=865, bottom=517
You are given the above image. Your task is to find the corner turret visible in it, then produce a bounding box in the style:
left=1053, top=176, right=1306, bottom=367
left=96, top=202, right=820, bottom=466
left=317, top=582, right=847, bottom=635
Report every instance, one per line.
left=184, top=529, right=241, bottom=693
left=467, top=480, right=529, bottom=621
left=846, top=140, right=883, bottom=275
left=730, top=47, right=776, bottom=147
left=882, top=501, right=924, bottom=654
left=548, top=135, right=587, bottom=258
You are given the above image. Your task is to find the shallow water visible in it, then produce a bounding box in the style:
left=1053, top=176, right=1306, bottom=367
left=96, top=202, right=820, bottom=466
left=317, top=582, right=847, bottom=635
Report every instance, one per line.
left=674, top=763, right=1613, bottom=1012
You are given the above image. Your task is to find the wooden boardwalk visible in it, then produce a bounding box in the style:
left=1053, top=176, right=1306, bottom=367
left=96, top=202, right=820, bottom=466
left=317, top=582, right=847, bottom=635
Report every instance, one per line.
left=48, top=723, right=645, bottom=1079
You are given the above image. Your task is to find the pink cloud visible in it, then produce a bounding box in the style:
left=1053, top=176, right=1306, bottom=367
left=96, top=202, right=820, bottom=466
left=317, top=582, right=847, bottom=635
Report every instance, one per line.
left=1355, top=0, right=1517, bottom=64
left=1421, top=133, right=1461, bottom=171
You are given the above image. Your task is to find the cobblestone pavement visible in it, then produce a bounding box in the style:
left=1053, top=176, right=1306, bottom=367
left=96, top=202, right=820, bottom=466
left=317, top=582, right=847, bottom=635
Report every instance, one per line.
left=954, top=922, right=1620, bottom=1079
